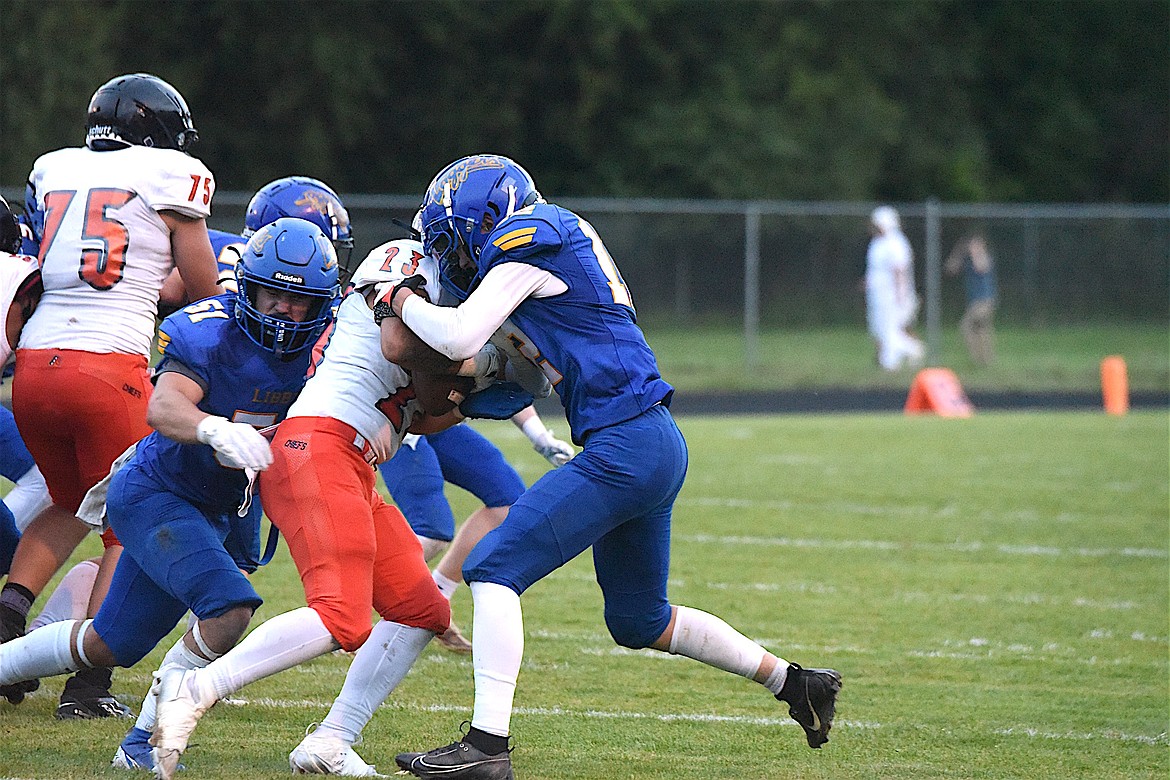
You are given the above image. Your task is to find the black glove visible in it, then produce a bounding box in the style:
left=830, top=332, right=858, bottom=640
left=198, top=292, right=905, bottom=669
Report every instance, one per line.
left=372, top=274, right=427, bottom=326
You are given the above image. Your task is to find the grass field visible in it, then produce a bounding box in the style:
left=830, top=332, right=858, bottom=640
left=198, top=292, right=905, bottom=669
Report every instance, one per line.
left=643, top=323, right=1168, bottom=394
left=0, top=409, right=1165, bottom=779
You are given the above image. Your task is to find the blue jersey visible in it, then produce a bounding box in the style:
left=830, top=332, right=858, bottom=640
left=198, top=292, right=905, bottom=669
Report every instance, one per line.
left=209, top=229, right=246, bottom=287
left=477, top=203, right=673, bottom=443
left=134, top=293, right=311, bottom=513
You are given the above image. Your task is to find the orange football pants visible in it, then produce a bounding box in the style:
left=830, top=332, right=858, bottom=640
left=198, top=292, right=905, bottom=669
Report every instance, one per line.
left=12, top=350, right=151, bottom=540
left=260, top=416, right=449, bottom=651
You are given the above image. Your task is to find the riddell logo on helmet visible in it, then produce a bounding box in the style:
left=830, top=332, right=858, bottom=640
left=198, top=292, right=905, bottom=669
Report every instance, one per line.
left=272, top=271, right=304, bottom=284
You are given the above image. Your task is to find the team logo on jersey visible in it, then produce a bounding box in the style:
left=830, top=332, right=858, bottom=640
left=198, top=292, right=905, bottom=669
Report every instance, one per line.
left=272, top=271, right=305, bottom=285
left=425, top=155, right=507, bottom=206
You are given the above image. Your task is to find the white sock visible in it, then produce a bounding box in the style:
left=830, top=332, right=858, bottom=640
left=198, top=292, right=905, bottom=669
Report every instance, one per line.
left=135, top=634, right=212, bottom=732
left=432, top=570, right=460, bottom=601
left=667, top=606, right=781, bottom=682
left=6, top=465, right=51, bottom=532
left=200, top=607, right=339, bottom=700
left=469, top=582, right=523, bottom=737
left=29, top=559, right=99, bottom=631
left=316, top=621, right=434, bottom=744
left=0, top=618, right=82, bottom=684
left=762, top=661, right=790, bottom=696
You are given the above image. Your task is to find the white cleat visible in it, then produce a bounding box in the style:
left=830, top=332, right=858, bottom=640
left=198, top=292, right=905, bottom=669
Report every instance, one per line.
left=290, top=727, right=386, bottom=777
left=150, top=666, right=217, bottom=779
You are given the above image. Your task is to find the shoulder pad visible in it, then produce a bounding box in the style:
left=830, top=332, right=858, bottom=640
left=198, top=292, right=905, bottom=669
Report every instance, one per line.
left=484, top=213, right=563, bottom=261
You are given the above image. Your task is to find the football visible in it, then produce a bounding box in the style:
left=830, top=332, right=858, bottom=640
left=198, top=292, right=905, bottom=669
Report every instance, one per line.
left=412, top=371, right=476, bottom=416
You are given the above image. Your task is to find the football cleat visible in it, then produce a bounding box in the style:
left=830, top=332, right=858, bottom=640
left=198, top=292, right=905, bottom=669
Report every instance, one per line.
left=435, top=621, right=473, bottom=654
left=57, top=667, right=135, bottom=719
left=112, top=726, right=187, bottom=772
left=151, top=666, right=217, bottom=779
left=395, top=738, right=513, bottom=780
left=290, top=726, right=386, bottom=777
left=775, top=663, right=842, bottom=749
left=0, top=677, right=39, bottom=705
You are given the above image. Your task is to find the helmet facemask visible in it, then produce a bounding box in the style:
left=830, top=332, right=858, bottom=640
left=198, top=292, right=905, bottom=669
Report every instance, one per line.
left=419, top=155, right=541, bottom=301
left=233, top=218, right=340, bottom=359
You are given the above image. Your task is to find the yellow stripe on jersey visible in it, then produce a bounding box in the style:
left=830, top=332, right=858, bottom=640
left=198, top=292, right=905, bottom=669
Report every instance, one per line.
left=492, top=226, right=537, bottom=252
left=156, top=331, right=172, bottom=354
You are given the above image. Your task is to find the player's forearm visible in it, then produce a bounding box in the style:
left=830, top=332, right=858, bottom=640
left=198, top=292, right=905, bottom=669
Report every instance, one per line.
left=380, top=316, right=462, bottom=373
left=396, top=264, right=541, bottom=360
left=146, top=391, right=207, bottom=443
left=398, top=292, right=502, bottom=360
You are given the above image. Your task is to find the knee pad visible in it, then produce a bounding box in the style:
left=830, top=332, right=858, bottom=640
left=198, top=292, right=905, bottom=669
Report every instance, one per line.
left=604, top=605, right=671, bottom=650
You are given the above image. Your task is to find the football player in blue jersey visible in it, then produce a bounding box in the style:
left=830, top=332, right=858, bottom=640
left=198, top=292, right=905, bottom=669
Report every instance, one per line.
left=386, top=155, right=842, bottom=778
left=160, top=175, right=354, bottom=311
left=0, top=217, right=338, bottom=773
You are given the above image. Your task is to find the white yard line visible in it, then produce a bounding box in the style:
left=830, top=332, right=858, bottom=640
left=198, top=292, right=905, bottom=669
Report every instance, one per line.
left=208, top=696, right=1167, bottom=744
left=672, top=531, right=1167, bottom=559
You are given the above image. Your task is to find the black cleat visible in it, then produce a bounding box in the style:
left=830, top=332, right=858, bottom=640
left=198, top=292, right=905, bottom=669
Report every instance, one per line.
left=56, top=667, right=134, bottom=720
left=0, top=678, right=39, bottom=705
left=396, top=739, right=513, bottom=780
left=776, top=663, right=842, bottom=748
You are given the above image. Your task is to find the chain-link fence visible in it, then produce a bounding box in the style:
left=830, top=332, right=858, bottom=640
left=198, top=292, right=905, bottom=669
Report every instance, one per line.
left=8, top=186, right=1166, bottom=363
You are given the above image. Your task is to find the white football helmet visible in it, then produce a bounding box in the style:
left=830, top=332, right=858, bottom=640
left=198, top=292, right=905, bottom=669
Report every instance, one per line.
left=349, top=238, right=441, bottom=300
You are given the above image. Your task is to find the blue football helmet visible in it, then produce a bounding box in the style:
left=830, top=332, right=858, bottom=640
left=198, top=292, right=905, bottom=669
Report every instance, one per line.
left=243, top=177, right=354, bottom=277
left=234, top=217, right=340, bottom=358
left=418, top=155, right=541, bottom=299
left=85, top=73, right=198, bottom=153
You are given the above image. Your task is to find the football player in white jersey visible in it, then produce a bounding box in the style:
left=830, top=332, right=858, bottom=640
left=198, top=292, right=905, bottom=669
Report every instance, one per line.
left=0, top=73, right=222, bottom=717
left=0, top=195, right=46, bottom=576
left=150, top=239, right=529, bottom=778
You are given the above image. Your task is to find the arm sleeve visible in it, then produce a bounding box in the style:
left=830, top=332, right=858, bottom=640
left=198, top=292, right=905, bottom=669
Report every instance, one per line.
left=399, top=262, right=560, bottom=360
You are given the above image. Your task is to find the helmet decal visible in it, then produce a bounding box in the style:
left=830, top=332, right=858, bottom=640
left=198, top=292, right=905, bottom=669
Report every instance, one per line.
left=243, top=176, right=354, bottom=278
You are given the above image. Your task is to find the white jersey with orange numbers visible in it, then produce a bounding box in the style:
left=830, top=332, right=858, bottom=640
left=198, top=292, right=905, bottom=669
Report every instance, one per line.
left=0, top=252, right=41, bottom=367
left=21, top=145, right=215, bottom=356
left=287, top=290, right=423, bottom=464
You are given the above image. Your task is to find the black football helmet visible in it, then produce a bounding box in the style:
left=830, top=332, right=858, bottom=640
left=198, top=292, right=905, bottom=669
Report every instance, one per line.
left=0, top=195, right=21, bottom=255
left=85, top=73, right=199, bottom=153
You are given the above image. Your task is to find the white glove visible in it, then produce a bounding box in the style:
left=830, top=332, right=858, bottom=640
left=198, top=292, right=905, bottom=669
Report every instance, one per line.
left=196, top=416, right=273, bottom=471
left=468, top=343, right=502, bottom=392
left=533, top=429, right=575, bottom=467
